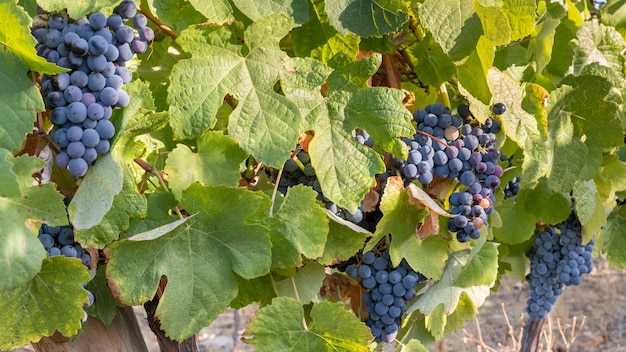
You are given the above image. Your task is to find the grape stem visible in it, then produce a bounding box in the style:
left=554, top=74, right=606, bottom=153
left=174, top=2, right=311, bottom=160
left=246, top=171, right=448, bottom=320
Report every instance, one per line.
left=413, top=129, right=458, bottom=156
left=134, top=158, right=184, bottom=219
left=437, top=83, right=451, bottom=110
left=139, top=5, right=178, bottom=40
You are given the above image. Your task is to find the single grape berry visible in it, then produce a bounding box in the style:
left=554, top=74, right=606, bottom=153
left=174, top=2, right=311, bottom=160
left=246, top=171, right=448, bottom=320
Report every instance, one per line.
left=492, top=103, right=506, bottom=115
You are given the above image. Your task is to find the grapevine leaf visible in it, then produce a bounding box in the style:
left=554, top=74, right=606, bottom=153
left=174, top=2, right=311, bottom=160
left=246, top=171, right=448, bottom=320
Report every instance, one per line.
left=325, top=0, right=408, bottom=37
left=550, top=75, right=622, bottom=148
left=454, top=241, right=498, bottom=287
left=412, top=33, right=456, bottom=87
left=115, top=80, right=168, bottom=141
left=524, top=178, right=571, bottom=224
left=105, top=185, right=271, bottom=340
left=403, top=235, right=449, bottom=281
left=267, top=185, right=329, bottom=269
left=442, top=292, right=477, bottom=335
left=146, top=0, right=206, bottom=32
left=603, top=204, right=626, bottom=270
left=275, top=262, right=325, bottom=304
left=38, top=0, right=120, bottom=19
left=545, top=23, right=576, bottom=77
left=319, top=219, right=370, bottom=265
left=0, top=1, right=67, bottom=74
left=528, top=15, right=561, bottom=75
left=419, top=0, right=483, bottom=61
left=502, top=0, right=536, bottom=41
left=124, top=192, right=178, bottom=238
left=188, top=0, right=233, bottom=23
left=571, top=21, right=625, bottom=79
left=407, top=250, right=491, bottom=316
left=245, top=296, right=371, bottom=352
left=546, top=112, right=588, bottom=193
left=596, top=156, right=626, bottom=201
left=0, top=50, right=45, bottom=151
left=0, top=257, right=90, bottom=350
left=127, top=217, right=191, bottom=241
left=424, top=304, right=446, bottom=341
left=600, top=0, right=626, bottom=38
left=573, top=180, right=605, bottom=244
left=400, top=339, right=428, bottom=352
left=85, top=266, right=121, bottom=325
left=168, top=15, right=303, bottom=168
left=474, top=2, right=511, bottom=46
left=0, top=151, right=67, bottom=291
left=231, top=0, right=309, bottom=24
left=367, top=178, right=429, bottom=267
left=492, top=196, right=536, bottom=244
left=457, top=36, right=494, bottom=104
left=231, top=274, right=275, bottom=309
left=75, top=164, right=147, bottom=249
left=307, top=54, right=414, bottom=211
left=291, top=0, right=360, bottom=63
left=68, top=153, right=124, bottom=233
left=165, top=131, right=248, bottom=199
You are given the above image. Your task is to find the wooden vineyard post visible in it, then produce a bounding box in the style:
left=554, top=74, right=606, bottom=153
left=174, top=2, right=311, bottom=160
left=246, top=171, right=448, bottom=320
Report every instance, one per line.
left=32, top=306, right=149, bottom=352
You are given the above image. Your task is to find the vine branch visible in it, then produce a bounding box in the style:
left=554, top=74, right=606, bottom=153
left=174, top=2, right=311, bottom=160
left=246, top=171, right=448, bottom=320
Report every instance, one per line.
left=139, top=5, right=178, bottom=40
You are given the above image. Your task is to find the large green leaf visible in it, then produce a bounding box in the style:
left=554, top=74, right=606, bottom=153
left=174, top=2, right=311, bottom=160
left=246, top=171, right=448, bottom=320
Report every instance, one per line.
left=413, top=33, right=456, bottom=87
left=188, top=0, right=233, bottom=23
left=603, top=204, right=626, bottom=270
left=502, top=0, right=536, bottom=41
left=545, top=110, right=589, bottom=192
left=419, top=0, right=483, bottom=61
left=267, top=185, right=329, bottom=269
left=291, top=0, right=360, bottom=63
left=319, top=218, right=369, bottom=265
left=245, top=297, right=371, bottom=351
left=165, top=131, right=248, bottom=199
left=37, top=0, right=119, bottom=18
left=300, top=54, right=414, bottom=211
left=85, top=266, right=121, bottom=325
left=146, top=0, right=206, bottom=31
left=232, top=0, right=309, bottom=24
left=168, top=15, right=303, bottom=168
left=105, top=185, right=271, bottom=340
left=0, top=50, right=45, bottom=151
left=325, top=0, right=408, bottom=37
left=0, top=1, right=67, bottom=74
left=571, top=21, right=625, bottom=80
left=0, top=152, right=67, bottom=291
left=0, top=257, right=90, bottom=350
left=275, top=262, right=326, bottom=303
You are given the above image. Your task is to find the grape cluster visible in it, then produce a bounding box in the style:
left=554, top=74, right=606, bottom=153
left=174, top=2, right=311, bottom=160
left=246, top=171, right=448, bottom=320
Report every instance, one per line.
left=37, top=223, right=95, bottom=319
left=344, top=249, right=425, bottom=343
left=525, top=214, right=594, bottom=320
left=401, top=102, right=504, bottom=242
left=33, top=1, right=153, bottom=177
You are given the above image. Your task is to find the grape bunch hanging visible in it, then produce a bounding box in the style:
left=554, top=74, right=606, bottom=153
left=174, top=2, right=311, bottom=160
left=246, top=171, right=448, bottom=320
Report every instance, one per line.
left=33, top=1, right=153, bottom=177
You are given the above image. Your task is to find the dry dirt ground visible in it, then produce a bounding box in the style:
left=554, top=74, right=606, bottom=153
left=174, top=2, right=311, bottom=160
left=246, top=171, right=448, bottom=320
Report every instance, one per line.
left=9, top=258, right=626, bottom=352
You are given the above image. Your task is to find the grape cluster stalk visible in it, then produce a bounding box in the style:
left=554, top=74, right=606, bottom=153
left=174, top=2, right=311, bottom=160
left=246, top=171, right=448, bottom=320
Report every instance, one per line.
left=33, top=1, right=153, bottom=177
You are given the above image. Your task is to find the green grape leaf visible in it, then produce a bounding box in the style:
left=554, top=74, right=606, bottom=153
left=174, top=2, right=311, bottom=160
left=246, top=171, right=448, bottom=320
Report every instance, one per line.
left=502, top=0, right=536, bottom=41
left=267, top=185, right=329, bottom=269
left=600, top=0, right=626, bottom=38
left=188, top=0, right=233, bottom=23
left=0, top=151, right=67, bottom=291
left=424, top=303, right=446, bottom=341
left=124, top=192, right=179, bottom=238
left=400, top=339, right=429, bottom=352
left=232, top=0, right=309, bottom=24
left=319, top=219, right=370, bottom=265
left=69, top=153, right=124, bottom=232
left=571, top=21, right=625, bottom=80
left=307, top=54, right=414, bottom=211
left=454, top=241, right=499, bottom=287
left=596, top=156, right=626, bottom=202
left=0, top=50, right=45, bottom=151
left=275, top=262, right=325, bottom=304
left=457, top=36, right=495, bottom=104
left=115, top=80, right=168, bottom=142
left=573, top=180, right=605, bottom=244
left=165, top=131, right=248, bottom=200
left=0, top=1, right=67, bottom=74
left=528, top=15, right=561, bottom=75
left=546, top=112, right=588, bottom=193
left=291, top=0, right=360, bottom=63
left=37, top=0, right=119, bottom=18
left=550, top=75, right=622, bottom=148
left=545, top=22, right=576, bottom=77
left=168, top=15, right=303, bottom=168
left=407, top=250, right=491, bottom=317
left=0, top=257, right=90, bottom=350
left=492, top=195, right=536, bottom=244
left=105, top=185, right=271, bottom=340
left=413, top=33, right=456, bottom=87
left=474, top=2, right=511, bottom=46
left=86, top=266, right=121, bottom=325
left=603, top=204, right=626, bottom=270
left=524, top=178, right=571, bottom=224
left=75, top=163, right=146, bottom=249
left=245, top=296, right=371, bottom=351
left=419, top=0, right=483, bottom=61
left=231, top=274, right=275, bottom=309
left=325, top=0, right=408, bottom=37
left=146, top=0, right=207, bottom=32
